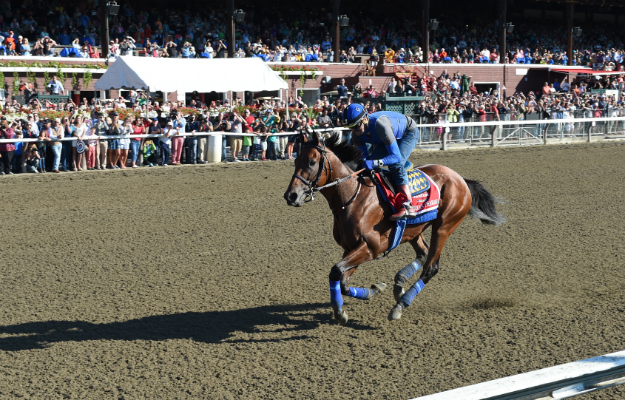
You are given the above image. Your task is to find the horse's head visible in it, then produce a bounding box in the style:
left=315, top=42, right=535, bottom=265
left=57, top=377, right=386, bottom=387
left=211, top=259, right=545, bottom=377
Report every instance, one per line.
left=284, top=129, right=331, bottom=207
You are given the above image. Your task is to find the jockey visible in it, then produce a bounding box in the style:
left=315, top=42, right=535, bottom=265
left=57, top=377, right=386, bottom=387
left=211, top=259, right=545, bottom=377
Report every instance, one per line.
left=342, top=103, right=420, bottom=221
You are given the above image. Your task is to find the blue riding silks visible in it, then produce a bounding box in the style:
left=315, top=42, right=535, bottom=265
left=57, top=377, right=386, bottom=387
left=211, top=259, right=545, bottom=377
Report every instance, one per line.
left=347, top=287, right=371, bottom=300
left=401, top=279, right=425, bottom=306
left=329, top=280, right=343, bottom=309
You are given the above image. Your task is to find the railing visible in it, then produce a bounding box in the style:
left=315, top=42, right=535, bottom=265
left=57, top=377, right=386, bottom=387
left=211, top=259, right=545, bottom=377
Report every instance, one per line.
left=13, top=93, right=71, bottom=105
left=412, top=350, right=625, bottom=400
left=346, top=94, right=425, bottom=114
left=413, top=113, right=625, bottom=149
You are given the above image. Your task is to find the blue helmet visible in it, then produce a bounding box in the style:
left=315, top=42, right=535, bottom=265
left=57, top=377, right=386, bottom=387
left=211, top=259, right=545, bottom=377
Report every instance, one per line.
left=342, top=103, right=367, bottom=128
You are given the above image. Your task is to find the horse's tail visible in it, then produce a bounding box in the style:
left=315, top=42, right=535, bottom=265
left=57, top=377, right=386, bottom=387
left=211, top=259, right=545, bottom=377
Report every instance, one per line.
left=464, top=179, right=505, bottom=226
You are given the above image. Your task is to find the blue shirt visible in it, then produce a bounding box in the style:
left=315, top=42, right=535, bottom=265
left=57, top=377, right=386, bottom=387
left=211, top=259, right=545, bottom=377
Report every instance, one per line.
left=362, top=111, right=409, bottom=145
left=172, top=117, right=186, bottom=133
left=352, top=111, right=412, bottom=166
left=58, top=33, right=70, bottom=46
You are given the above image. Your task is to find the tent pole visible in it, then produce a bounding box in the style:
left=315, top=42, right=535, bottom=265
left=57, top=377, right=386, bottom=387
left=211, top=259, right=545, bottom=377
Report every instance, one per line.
left=145, top=87, right=150, bottom=119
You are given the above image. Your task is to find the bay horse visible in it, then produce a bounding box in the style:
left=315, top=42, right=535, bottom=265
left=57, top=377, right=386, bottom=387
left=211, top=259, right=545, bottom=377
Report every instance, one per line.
left=284, top=131, right=504, bottom=324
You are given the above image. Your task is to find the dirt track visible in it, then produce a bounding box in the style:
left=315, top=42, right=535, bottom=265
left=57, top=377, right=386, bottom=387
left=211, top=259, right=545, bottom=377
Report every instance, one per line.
left=1, top=141, right=625, bottom=399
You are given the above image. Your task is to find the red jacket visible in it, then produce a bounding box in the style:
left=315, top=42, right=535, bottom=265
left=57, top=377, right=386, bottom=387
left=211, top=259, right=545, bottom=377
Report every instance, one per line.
left=0, top=128, right=16, bottom=152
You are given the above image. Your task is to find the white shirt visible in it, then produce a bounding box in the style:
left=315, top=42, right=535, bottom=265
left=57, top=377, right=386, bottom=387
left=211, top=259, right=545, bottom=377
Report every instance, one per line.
left=71, top=125, right=84, bottom=147
left=160, top=127, right=172, bottom=145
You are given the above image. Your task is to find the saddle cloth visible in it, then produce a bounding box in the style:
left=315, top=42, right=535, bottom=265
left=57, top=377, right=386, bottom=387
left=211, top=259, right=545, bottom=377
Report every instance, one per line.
left=374, top=165, right=441, bottom=251
left=374, top=165, right=440, bottom=225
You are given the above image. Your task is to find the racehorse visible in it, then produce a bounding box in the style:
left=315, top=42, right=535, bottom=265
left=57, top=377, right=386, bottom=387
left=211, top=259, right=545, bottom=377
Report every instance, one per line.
left=284, top=131, right=504, bottom=324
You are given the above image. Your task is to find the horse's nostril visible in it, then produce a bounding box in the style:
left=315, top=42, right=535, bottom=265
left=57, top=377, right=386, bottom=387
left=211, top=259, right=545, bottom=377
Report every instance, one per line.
left=288, top=192, right=298, bottom=203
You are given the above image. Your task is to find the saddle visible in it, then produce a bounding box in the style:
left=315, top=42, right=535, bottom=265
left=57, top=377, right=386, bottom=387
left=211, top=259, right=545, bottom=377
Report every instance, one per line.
left=371, top=161, right=440, bottom=226
left=373, top=161, right=430, bottom=197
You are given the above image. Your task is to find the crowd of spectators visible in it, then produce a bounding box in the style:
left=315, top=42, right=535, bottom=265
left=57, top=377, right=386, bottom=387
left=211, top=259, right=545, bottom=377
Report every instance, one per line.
left=0, top=87, right=345, bottom=174
left=0, top=3, right=623, bottom=71
left=1, top=66, right=624, bottom=175
left=355, top=69, right=625, bottom=125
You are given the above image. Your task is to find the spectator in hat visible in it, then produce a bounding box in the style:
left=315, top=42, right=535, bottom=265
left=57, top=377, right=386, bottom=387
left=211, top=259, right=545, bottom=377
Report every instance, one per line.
left=5, top=31, right=16, bottom=55
left=24, top=143, right=41, bottom=173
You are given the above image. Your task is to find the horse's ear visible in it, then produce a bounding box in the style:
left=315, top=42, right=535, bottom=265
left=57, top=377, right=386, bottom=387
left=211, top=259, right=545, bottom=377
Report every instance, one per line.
left=298, top=131, right=308, bottom=144
left=311, top=128, right=320, bottom=145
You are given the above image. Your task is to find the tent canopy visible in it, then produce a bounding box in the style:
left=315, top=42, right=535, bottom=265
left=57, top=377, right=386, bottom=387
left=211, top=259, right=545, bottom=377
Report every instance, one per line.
left=95, top=56, right=288, bottom=92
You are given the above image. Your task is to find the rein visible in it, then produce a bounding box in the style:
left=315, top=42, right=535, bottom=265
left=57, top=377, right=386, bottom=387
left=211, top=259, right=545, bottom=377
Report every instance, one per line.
left=292, top=143, right=365, bottom=208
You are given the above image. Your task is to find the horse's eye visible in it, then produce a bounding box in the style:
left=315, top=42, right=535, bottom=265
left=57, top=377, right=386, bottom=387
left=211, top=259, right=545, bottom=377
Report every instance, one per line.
left=309, top=160, right=316, bottom=167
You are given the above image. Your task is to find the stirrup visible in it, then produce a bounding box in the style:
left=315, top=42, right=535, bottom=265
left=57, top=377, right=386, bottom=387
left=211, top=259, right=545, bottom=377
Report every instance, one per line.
left=403, top=202, right=417, bottom=218
left=390, top=202, right=416, bottom=221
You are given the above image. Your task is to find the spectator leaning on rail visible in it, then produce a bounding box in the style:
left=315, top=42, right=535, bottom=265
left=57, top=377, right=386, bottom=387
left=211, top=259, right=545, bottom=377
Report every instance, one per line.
left=342, top=103, right=420, bottom=221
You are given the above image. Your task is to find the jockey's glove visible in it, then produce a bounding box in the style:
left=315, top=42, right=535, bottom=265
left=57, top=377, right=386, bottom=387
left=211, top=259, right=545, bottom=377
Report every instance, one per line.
left=364, top=159, right=383, bottom=170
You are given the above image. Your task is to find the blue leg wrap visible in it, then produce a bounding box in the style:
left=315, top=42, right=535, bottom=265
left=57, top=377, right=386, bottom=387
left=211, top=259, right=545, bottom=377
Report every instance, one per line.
left=329, top=280, right=343, bottom=310
left=347, top=287, right=372, bottom=300
left=396, top=260, right=422, bottom=283
left=401, top=279, right=425, bottom=306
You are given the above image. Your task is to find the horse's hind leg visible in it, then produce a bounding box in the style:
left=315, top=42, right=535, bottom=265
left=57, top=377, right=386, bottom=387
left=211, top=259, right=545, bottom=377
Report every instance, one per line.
left=393, top=235, right=428, bottom=302
left=389, top=213, right=467, bottom=321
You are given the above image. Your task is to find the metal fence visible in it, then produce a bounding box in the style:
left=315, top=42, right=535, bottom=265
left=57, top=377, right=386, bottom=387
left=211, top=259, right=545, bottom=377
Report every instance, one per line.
left=413, top=111, right=625, bottom=148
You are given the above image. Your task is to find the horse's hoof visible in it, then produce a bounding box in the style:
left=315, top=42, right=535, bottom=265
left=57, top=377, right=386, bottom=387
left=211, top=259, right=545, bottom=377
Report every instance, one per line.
left=393, top=284, right=405, bottom=303
left=388, top=302, right=405, bottom=321
left=371, top=282, right=387, bottom=294
left=336, top=309, right=349, bottom=325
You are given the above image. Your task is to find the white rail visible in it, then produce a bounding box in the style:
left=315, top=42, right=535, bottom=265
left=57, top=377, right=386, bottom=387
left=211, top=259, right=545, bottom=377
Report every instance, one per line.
left=412, top=350, right=625, bottom=400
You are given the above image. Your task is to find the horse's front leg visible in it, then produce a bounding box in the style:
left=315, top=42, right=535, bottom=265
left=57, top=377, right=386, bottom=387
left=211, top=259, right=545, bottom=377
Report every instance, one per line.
left=329, top=242, right=377, bottom=325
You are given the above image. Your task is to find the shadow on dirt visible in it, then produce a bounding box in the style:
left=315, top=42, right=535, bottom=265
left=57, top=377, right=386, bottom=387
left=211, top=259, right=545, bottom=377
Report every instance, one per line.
left=0, top=303, right=375, bottom=351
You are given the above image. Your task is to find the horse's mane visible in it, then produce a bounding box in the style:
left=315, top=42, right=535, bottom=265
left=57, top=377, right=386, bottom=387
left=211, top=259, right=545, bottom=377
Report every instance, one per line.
left=323, top=132, right=364, bottom=172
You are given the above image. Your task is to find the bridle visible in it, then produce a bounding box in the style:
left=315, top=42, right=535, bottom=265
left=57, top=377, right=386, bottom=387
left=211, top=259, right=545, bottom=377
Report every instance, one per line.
left=291, top=141, right=365, bottom=208
left=292, top=142, right=333, bottom=202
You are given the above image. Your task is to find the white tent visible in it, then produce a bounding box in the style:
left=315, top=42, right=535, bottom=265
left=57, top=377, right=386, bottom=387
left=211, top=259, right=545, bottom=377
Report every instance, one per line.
left=94, top=56, right=288, bottom=93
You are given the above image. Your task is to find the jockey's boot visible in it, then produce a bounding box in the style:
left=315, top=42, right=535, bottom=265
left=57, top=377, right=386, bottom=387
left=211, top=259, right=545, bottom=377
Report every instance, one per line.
left=390, top=185, right=417, bottom=221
